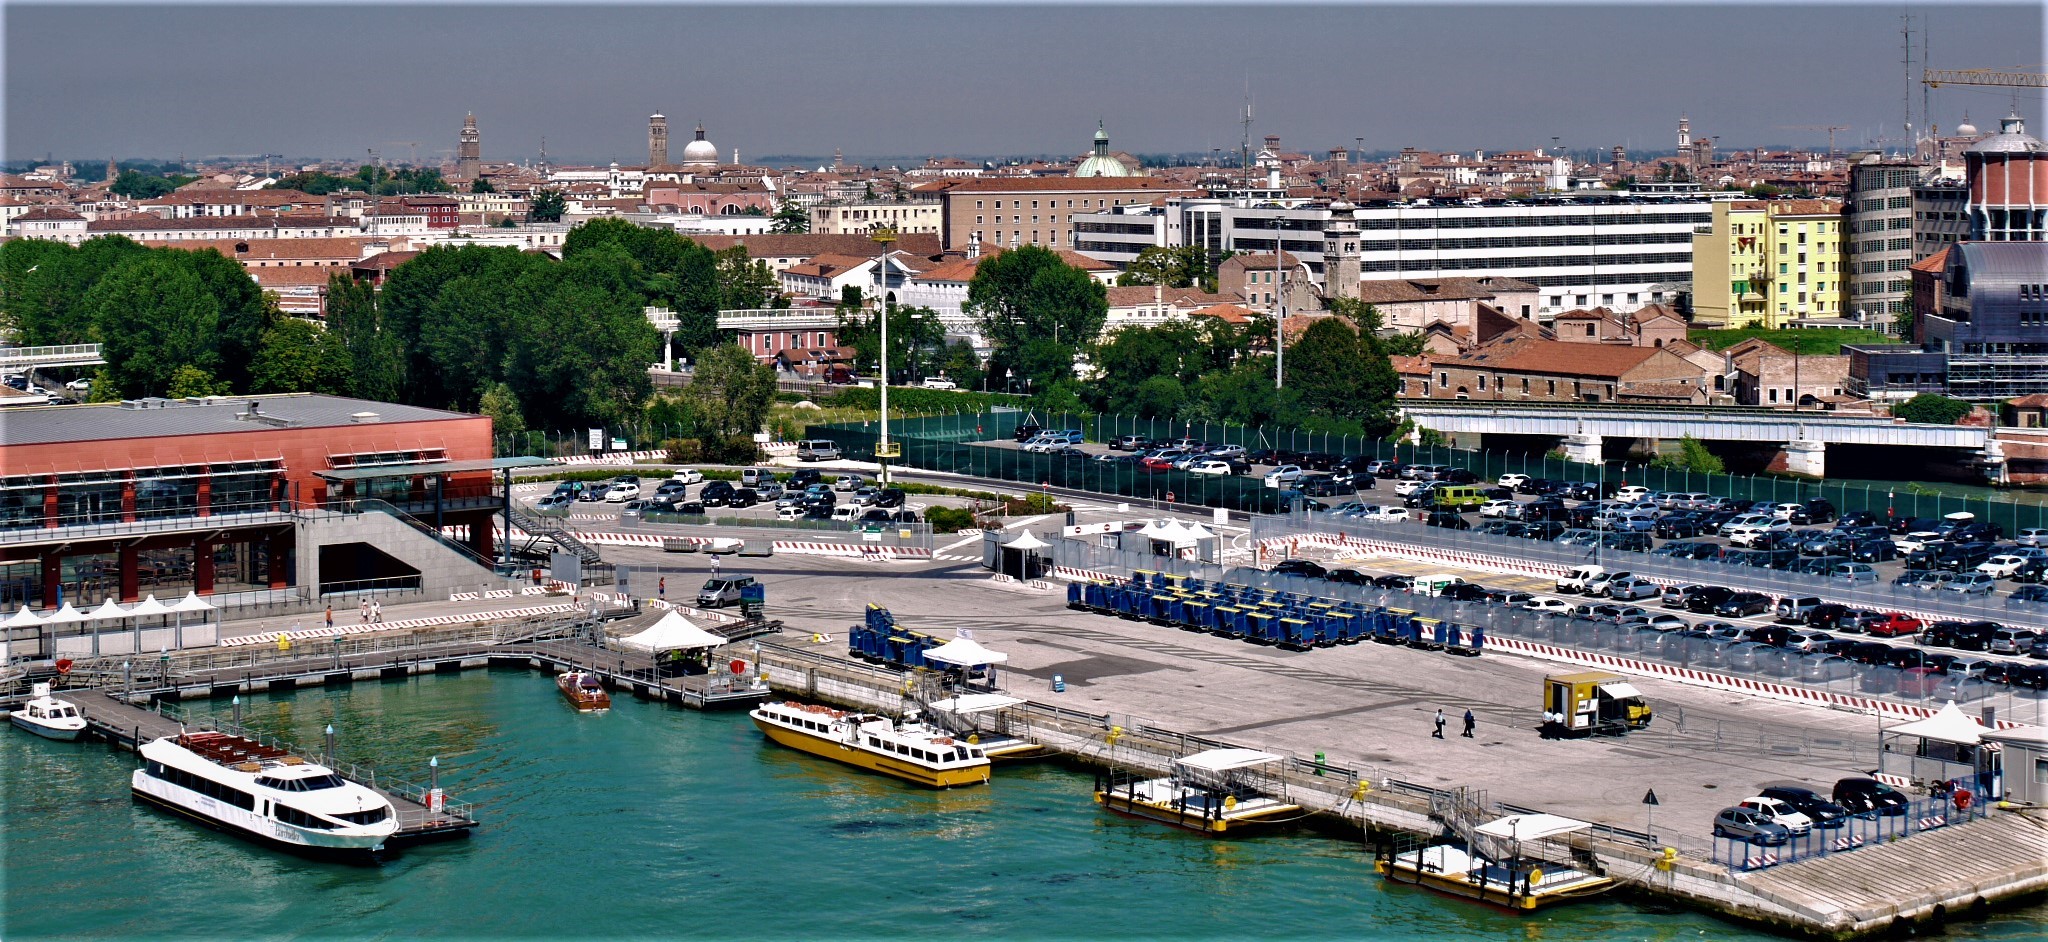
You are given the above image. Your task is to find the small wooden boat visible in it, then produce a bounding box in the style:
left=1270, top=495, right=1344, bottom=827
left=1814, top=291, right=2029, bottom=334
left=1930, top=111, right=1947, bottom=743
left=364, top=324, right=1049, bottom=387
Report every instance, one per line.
left=10, top=683, right=87, bottom=741
left=1095, top=748, right=1302, bottom=835
left=750, top=701, right=990, bottom=788
left=556, top=671, right=611, bottom=711
left=1377, top=813, right=1617, bottom=911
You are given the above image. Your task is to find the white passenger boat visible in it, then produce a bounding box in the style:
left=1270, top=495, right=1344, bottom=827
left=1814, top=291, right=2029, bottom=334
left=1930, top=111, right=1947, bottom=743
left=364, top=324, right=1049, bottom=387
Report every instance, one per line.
left=925, top=693, right=1048, bottom=760
left=1378, top=813, right=1617, bottom=911
left=9, top=684, right=87, bottom=741
left=132, top=731, right=399, bottom=856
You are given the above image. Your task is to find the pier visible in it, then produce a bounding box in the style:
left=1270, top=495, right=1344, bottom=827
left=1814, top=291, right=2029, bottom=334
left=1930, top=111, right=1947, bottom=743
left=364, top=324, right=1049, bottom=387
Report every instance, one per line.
left=77, top=691, right=478, bottom=844
left=14, top=610, right=2046, bottom=938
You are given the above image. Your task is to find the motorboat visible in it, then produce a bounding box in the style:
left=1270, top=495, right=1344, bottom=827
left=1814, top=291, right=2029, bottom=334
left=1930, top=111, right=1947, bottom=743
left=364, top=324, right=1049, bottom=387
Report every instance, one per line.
left=556, top=671, right=611, bottom=711
left=132, top=731, right=398, bottom=856
left=1095, top=748, right=1303, bottom=835
left=750, top=701, right=990, bottom=788
left=9, top=684, right=86, bottom=741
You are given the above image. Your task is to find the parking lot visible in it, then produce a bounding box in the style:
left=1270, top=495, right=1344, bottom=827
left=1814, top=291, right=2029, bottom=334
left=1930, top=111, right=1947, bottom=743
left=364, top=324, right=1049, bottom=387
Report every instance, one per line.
left=523, top=467, right=985, bottom=528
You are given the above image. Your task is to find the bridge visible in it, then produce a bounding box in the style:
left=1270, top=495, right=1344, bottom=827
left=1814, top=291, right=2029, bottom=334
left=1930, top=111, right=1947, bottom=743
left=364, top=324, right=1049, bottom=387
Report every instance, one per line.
left=715, top=308, right=840, bottom=330
left=0, top=343, right=105, bottom=373
left=1400, top=401, right=1991, bottom=477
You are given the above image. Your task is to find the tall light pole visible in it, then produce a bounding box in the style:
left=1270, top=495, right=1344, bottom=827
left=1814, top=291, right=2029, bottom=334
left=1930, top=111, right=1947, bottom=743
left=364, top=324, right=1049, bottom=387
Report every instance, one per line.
left=1274, top=228, right=1286, bottom=389
left=871, top=225, right=899, bottom=484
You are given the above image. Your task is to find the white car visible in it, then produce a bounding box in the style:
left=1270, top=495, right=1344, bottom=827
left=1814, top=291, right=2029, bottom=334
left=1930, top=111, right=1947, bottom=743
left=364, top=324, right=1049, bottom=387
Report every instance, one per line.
left=776, top=505, right=805, bottom=520
left=1737, top=796, right=1813, bottom=836
left=1768, top=502, right=1807, bottom=520
left=1497, top=473, right=1530, bottom=489
left=669, top=469, right=704, bottom=485
left=920, top=377, right=957, bottom=390
left=603, top=481, right=640, bottom=502
left=1392, top=478, right=1430, bottom=496
left=1186, top=459, right=1234, bottom=476
left=1263, top=465, right=1304, bottom=488
left=1522, top=596, right=1572, bottom=614
left=1477, top=499, right=1519, bottom=519
left=1355, top=505, right=1409, bottom=523
left=1979, top=555, right=2030, bottom=579
left=1893, top=532, right=1943, bottom=554
left=1614, top=485, right=1651, bottom=501
left=64, top=378, right=92, bottom=392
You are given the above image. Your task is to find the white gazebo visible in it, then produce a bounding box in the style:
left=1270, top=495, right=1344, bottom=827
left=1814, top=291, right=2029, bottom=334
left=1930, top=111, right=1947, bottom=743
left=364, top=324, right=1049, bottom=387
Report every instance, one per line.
left=995, top=529, right=1052, bottom=580
left=617, top=610, right=730, bottom=654
left=170, top=591, right=219, bottom=650
left=1880, top=701, right=1998, bottom=794
left=923, top=633, right=1010, bottom=691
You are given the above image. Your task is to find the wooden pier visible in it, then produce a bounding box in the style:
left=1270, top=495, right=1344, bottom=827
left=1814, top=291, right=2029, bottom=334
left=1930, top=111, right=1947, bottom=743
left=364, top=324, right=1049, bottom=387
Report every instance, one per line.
left=78, top=691, right=478, bottom=844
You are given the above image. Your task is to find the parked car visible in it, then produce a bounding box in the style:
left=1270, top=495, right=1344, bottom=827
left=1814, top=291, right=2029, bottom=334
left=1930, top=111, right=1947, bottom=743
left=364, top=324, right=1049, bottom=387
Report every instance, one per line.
left=796, top=439, right=843, bottom=462
left=1714, top=592, right=1773, bottom=617
left=1605, top=576, right=1660, bottom=600
left=1941, top=572, right=1999, bottom=596
left=1424, top=511, right=1470, bottom=530
left=1712, top=806, right=1791, bottom=845
left=1990, top=627, right=2039, bottom=656
left=697, top=575, right=758, bottom=608
left=1756, top=786, right=1850, bottom=830
left=1478, top=499, right=1520, bottom=519
left=1832, top=777, right=1910, bottom=817
left=1272, top=559, right=1327, bottom=579
left=1736, top=796, right=1814, bottom=836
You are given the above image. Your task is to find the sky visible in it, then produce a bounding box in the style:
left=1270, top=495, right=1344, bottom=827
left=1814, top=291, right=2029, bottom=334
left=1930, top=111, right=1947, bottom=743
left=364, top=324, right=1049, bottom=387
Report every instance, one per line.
left=5, top=2, right=2043, bottom=166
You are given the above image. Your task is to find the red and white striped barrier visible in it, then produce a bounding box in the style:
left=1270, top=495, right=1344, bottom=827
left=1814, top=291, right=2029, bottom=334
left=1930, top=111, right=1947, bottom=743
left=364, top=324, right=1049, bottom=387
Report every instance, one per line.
left=1917, top=815, right=1948, bottom=830
left=1830, top=835, right=1866, bottom=852
left=1875, top=772, right=1913, bottom=788
left=519, top=586, right=550, bottom=595
left=483, top=589, right=513, bottom=599
left=551, top=450, right=667, bottom=466
left=1743, top=853, right=1781, bottom=869
left=448, top=591, right=481, bottom=602
left=217, top=602, right=583, bottom=647
left=1053, top=564, right=1120, bottom=583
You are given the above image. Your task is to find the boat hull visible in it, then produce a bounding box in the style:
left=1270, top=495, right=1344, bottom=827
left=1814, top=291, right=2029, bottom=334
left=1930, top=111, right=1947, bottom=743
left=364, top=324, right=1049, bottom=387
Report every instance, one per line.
left=10, top=714, right=85, bottom=741
left=1377, top=856, right=1616, bottom=912
left=753, top=718, right=989, bottom=788
left=130, top=789, right=386, bottom=862
left=556, top=675, right=611, bottom=712
left=1095, top=791, right=1301, bottom=835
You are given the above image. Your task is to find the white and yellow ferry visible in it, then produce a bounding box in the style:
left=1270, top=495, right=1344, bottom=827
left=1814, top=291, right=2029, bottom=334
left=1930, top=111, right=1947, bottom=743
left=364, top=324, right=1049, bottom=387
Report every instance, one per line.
left=1095, top=748, right=1303, bottom=835
left=750, top=701, right=991, bottom=788
left=1377, top=813, right=1617, bottom=911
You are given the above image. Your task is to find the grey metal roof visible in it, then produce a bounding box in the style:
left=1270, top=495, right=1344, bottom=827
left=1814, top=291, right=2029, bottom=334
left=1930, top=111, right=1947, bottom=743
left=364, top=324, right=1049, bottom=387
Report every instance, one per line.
left=313, top=457, right=551, bottom=482
left=0, top=394, right=477, bottom=447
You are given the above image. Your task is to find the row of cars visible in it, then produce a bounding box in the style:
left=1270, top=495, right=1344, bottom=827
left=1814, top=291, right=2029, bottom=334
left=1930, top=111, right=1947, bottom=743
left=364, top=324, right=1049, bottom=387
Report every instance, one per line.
left=534, top=470, right=920, bottom=525
left=1712, top=779, right=1914, bottom=845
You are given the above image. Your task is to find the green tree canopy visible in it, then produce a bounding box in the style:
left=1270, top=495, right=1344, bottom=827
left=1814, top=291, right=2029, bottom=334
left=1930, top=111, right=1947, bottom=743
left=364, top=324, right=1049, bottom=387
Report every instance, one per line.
left=1115, top=246, right=1210, bottom=290
left=528, top=189, right=567, bottom=222
left=714, top=245, right=778, bottom=310
left=109, top=170, right=196, bottom=199
left=324, top=272, right=403, bottom=402
left=249, top=317, right=351, bottom=394
left=837, top=303, right=947, bottom=380
left=771, top=198, right=810, bottom=233
left=87, top=254, right=222, bottom=398
left=470, top=177, right=496, bottom=194
left=687, top=343, right=776, bottom=440
left=1894, top=393, right=1973, bottom=425
left=966, top=245, right=1106, bottom=389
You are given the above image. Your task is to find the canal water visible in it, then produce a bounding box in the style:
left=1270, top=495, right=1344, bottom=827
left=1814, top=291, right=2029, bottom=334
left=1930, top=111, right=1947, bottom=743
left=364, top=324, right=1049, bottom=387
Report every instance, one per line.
left=5, top=668, right=2043, bottom=941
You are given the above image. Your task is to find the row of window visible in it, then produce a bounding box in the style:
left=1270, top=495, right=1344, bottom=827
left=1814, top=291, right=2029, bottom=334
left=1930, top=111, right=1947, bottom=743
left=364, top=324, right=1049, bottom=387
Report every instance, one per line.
left=1354, top=212, right=1710, bottom=230
left=253, top=773, right=346, bottom=792
left=865, top=735, right=967, bottom=764
left=1355, top=231, right=1695, bottom=252
left=145, top=761, right=255, bottom=811
left=1361, top=252, right=1691, bottom=273
left=973, top=198, right=1132, bottom=210
left=967, top=231, right=1058, bottom=247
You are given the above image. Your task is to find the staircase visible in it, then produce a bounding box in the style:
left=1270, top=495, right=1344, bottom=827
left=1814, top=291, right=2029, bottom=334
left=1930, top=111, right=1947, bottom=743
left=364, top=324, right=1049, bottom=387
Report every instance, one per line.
left=1431, top=786, right=1512, bottom=863
left=509, top=505, right=604, bottom=569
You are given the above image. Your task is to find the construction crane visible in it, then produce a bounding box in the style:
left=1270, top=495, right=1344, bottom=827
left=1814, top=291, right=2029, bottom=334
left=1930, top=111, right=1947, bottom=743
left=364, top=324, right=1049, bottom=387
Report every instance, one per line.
left=383, top=142, right=423, bottom=166
left=1922, top=68, right=2047, bottom=89
left=1776, top=124, right=1851, bottom=155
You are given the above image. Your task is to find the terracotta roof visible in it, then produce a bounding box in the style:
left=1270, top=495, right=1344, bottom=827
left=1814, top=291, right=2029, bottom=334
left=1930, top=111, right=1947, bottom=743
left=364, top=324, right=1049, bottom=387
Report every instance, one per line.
left=781, top=254, right=874, bottom=279
left=2008, top=394, right=2048, bottom=408
left=1389, top=355, right=1433, bottom=376
left=1445, top=337, right=1667, bottom=378
left=13, top=207, right=83, bottom=221
left=140, top=236, right=375, bottom=261
left=1621, top=382, right=1702, bottom=400
left=1189, top=304, right=1258, bottom=324
left=914, top=257, right=985, bottom=284
left=88, top=215, right=357, bottom=232
left=247, top=266, right=339, bottom=288
left=688, top=232, right=942, bottom=259
left=353, top=250, right=421, bottom=272
left=1910, top=247, right=1950, bottom=274
left=1106, top=286, right=1169, bottom=307
left=1353, top=276, right=1535, bottom=304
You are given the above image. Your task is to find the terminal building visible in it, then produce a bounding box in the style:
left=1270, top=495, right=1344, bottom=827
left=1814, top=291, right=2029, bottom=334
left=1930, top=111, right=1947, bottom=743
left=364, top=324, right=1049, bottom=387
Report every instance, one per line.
left=0, top=394, right=530, bottom=621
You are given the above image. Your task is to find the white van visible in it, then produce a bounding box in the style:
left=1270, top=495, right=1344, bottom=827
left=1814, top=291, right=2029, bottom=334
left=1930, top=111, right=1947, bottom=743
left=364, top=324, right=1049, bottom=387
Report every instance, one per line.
left=1411, top=574, right=1468, bottom=597
left=1556, top=565, right=1606, bottom=594
left=797, top=440, right=842, bottom=462
left=829, top=504, right=862, bottom=522
left=741, top=467, right=776, bottom=488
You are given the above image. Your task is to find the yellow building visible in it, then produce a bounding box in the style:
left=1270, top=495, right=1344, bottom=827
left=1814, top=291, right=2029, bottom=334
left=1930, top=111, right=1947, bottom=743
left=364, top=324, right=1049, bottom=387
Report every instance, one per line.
left=1690, top=199, right=1846, bottom=328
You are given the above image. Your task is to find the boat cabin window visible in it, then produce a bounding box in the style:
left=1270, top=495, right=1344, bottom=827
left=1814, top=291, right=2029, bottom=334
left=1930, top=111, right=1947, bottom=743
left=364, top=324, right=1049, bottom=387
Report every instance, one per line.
left=255, top=773, right=346, bottom=792
left=334, top=807, right=390, bottom=826
left=272, top=803, right=340, bottom=830
left=147, top=761, right=256, bottom=810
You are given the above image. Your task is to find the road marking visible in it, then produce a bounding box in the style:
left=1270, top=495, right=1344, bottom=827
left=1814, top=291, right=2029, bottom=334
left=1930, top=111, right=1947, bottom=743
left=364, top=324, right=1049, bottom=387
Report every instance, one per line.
left=938, top=534, right=984, bottom=553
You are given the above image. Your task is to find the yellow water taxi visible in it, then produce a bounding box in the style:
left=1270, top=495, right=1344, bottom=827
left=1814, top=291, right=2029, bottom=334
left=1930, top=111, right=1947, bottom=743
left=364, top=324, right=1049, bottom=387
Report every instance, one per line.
left=1095, top=748, right=1303, bottom=835
left=750, top=701, right=991, bottom=788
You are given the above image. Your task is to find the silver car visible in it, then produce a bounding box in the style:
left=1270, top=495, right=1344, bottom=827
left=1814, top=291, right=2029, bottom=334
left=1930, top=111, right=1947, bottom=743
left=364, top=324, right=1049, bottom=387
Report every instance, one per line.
left=1942, top=572, right=1997, bottom=596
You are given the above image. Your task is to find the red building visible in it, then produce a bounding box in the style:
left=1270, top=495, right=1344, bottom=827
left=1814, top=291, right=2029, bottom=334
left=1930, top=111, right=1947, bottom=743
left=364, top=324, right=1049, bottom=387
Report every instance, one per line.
left=0, top=395, right=508, bottom=620
left=398, top=195, right=463, bottom=229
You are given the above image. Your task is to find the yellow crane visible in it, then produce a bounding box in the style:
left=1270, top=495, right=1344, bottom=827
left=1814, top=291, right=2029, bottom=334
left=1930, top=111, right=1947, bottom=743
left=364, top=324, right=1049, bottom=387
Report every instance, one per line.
left=1922, top=68, right=2046, bottom=89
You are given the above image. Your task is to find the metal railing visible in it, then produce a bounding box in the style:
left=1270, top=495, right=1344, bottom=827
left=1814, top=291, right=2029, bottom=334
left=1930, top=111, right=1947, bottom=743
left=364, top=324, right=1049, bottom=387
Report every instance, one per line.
left=343, top=499, right=504, bottom=574
left=1709, top=789, right=1989, bottom=871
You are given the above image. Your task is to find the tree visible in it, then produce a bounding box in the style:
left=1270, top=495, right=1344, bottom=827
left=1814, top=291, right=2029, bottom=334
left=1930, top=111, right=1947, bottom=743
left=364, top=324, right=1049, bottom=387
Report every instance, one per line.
left=933, top=340, right=985, bottom=391
left=529, top=189, right=567, bottom=222
left=324, top=273, right=402, bottom=402
left=249, top=317, right=351, bottom=394
left=714, top=245, right=777, bottom=310
left=477, top=381, right=526, bottom=439
left=86, top=254, right=221, bottom=398
left=687, top=343, right=776, bottom=440
left=1894, top=308, right=1916, bottom=343
left=837, top=303, right=946, bottom=380
left=186, top=247, right=277, bottom=391
left=505, top=245, right=659, bottom=428
left=1282, top=314, right=1400, bottom=436
left=966, top=245, right=1107, bottom=389
left=1115, top=246, right=1208, bottom=289
left=1894, top=393, right=1973, bottom=425
left=770, top=198, right=810, bottom=233
left=109, top=170, right=193, bottom=199
left=470, top=177, right=496, bottom=194
left=167, top=365, right=230, bottom=398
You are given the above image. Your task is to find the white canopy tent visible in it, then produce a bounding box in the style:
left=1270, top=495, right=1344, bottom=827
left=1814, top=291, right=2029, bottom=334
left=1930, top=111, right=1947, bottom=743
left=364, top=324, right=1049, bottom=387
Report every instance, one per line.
left=87, top=598, right=130, bottom=621
left=1474, top=813, right=1591, bottom=842
left=617, top=610, right=730, bottom=654
left=1175, top=748, right=1283, bottom=773
left=1883, top=701, right=1988, bottom=745
left=126, top=595, right=174, bottom=618
left=171, top=591, right=218, bottom=614
left=3, top=605, right=44, bottom=628
left=1880, top=700, right=1998, bottom=792
left=42, top=603, right=88, bottom=625
left=993, top=529, right=1052, bottom=580
left=1002, top=530, right=1050, bottom=551
left=923, top=636, right=1010, bottom=667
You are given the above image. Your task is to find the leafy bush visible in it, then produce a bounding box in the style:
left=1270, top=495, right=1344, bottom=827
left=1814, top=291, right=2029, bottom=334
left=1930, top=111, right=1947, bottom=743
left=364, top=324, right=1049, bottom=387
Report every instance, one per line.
left=924, top=506, right=976, bottom=534
left=662, top=438, right=702, bottom=463
left=1893, top=394, right=1973, bottom=426
left=830, top=385, right=1021, bottom=414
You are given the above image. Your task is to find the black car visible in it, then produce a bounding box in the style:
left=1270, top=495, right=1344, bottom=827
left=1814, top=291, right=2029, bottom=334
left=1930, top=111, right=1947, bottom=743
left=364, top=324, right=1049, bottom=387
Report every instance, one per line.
left=1890, top=515, right=1942, bottom=535
left=1757, top=786, right=1850, bottom=829
left=1013, top=423, right=1044, bottom=443
left=788, top=469, right=822, bottom=489
left=1925, top=620, right=1998, bottom=651
left=872, top=487, right=906, bottom=509
left=1850, top=539, right=1899, bottom=563
left=1436, top=466, right=1479, bottom=485
left=1803, top=603, right=1853, bottom=631
left=1683, top=586, right=1737, bottom=613
left=1325, top=568, right=1373, bottom=586
left=1519, top=520, right=1566, bottom=541
left=1654, top=512, right=1706, bottom=539
left=1519, top=500, right=1570, bottom=523
left=726, top=487, right=761, bottom=508
left=1844, top=641, right=1896, bottom=665
left=1272, top=559, right=1328, bottom=579
left=1442, top=582, right=1492, bottom=602
left=1372, top=574, right=1414, bottom=591
left=1832, top=777, right=1910, bottom=817
left=1952, top=521, right=2004, bottom=542
left=1791, top=498, right=1837, bottom=524
left=1836, top=510, right=1881, bottom=529
left=1600, top=532, right=1650, bottom=553
left=1424, top=511, right=1470, bottom=530
left=699, top=480, right=738, bottom=506
left=1714, top=592, right=1772, bottom=617
left=669, top=500, right=707, bottom=516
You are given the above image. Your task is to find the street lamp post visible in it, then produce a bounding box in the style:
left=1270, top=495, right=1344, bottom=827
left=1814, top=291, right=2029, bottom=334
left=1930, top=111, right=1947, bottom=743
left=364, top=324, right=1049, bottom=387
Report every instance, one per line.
left=871, top=226, right=899, bottom=485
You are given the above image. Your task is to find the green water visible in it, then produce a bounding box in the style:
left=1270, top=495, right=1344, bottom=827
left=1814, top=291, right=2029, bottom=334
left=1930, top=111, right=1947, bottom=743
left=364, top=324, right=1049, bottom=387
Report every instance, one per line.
left=5, top=670, right=2043, bottom=941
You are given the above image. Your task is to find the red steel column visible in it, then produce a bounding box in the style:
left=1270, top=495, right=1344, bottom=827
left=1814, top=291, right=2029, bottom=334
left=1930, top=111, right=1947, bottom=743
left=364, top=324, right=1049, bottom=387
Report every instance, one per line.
left=119, top=544, right=140, bottom=602
left=194, top=539, right=216, bottom=595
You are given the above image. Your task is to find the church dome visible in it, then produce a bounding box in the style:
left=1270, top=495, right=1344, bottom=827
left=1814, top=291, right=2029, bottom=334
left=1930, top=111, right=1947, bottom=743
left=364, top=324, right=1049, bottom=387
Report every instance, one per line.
left=1072, top=120, right=1137, bottom=178
left=681, top=122, right=719, bottom=166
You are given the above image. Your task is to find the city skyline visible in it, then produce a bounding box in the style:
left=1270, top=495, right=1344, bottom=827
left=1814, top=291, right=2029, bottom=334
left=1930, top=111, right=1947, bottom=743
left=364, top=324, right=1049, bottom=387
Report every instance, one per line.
left=5, top=3, right=2042, bottom=165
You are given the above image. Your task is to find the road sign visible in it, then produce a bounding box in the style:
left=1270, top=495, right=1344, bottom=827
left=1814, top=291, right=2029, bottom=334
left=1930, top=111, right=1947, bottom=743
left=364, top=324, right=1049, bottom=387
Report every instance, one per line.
left=588, top=428, right=604, bottom=450
left=1643, top=789, right=1660, bottom=806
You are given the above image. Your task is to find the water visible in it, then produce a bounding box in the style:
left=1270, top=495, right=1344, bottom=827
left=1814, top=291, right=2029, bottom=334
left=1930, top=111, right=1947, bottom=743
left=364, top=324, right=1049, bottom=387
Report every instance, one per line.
left=6, top=669, right=2043, bottom=941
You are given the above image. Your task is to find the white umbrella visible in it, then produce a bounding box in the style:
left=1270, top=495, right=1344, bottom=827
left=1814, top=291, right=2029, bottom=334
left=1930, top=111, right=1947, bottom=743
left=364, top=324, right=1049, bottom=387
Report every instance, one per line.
left=171, top=591, right=217, bottom=613
left=126, top=594, right=173, bottom=617
left=42, top=603, right=88, bottom=625
left=88, top=598, right=131, bottom=621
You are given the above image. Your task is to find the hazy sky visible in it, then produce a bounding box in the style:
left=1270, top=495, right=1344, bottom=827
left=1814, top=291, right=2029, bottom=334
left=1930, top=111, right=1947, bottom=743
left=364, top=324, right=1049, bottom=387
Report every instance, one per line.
left=6, top=3, right=2043, bottom=165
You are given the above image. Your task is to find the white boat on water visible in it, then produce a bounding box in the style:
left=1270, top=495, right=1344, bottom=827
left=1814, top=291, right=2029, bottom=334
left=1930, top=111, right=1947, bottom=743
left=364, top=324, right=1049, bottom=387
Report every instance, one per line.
left=1096, top=748, right=1304, bottom=835
left=9, top=684, right=86, bottom=741
left=132, top=731, right=399, bottom=856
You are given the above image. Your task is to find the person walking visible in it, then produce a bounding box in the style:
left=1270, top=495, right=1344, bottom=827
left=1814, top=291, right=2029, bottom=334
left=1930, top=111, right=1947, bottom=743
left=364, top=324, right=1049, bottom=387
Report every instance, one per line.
left=359, top=598, right=371, bottom=624
left=658, top=577, right=666, bottom=602
left=1432, top=708, right=1447, bottom=739
left=324, top=604, right=334, bottom=630
left=371, top=600, right=383, bottom=624
left=1462, top=709, right=1476, bottom=738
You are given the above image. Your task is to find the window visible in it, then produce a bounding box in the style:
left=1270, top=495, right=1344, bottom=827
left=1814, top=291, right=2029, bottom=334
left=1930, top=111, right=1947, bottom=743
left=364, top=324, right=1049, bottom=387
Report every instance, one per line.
left=1439, top=372, right=1450, bottom=386
left=1547, top=380, right=1556, bottom=395
left=1477, top=375, right=1487, bottom=391
left=1584, top=324, right=1596, bottom=337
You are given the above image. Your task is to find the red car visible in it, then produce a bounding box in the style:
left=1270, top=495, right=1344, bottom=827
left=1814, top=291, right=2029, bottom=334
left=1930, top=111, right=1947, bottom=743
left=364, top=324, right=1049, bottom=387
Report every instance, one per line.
left=1139, top=451, right=1185, bottom=472
left=1868, top=613, right=1924, bottom=638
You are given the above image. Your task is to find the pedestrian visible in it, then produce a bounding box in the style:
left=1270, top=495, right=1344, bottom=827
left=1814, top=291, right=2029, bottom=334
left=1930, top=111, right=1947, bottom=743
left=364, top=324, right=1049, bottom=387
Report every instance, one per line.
left=1462, top=709, right=1476, bottom=738
left=1432, top=708, right=1446, bottom=739
left=359, top=598, right=370, bottom=624
left=371, top=600, right=383, bottom=624
left=324, top=604, right=333, bottom=629
left=658, top=576, right=666, bottom=602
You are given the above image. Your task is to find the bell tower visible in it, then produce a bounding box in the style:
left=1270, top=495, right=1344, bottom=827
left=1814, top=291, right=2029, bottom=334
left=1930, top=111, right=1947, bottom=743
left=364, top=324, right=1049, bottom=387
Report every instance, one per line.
left=649, top=113, right=669, bottom=167
left=1322, top=198, right=1360, bottom=303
